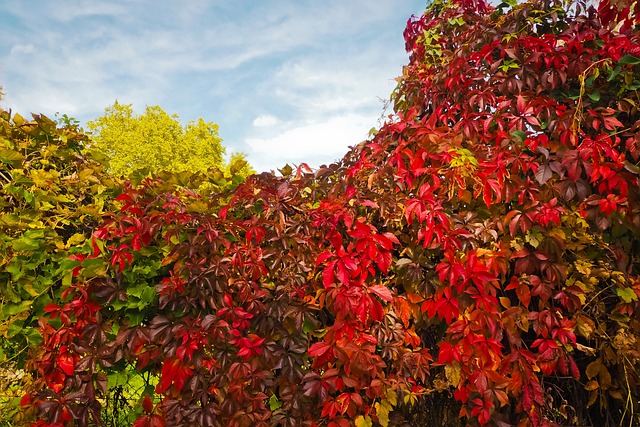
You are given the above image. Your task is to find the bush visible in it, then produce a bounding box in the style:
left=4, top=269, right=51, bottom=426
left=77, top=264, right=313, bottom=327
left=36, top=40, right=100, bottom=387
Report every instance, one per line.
left=12, top=0, right=640, bottom=426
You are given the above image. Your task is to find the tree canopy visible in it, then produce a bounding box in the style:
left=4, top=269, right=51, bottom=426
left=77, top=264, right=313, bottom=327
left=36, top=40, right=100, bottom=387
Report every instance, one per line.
left=87, top=102, right=252, bottom=177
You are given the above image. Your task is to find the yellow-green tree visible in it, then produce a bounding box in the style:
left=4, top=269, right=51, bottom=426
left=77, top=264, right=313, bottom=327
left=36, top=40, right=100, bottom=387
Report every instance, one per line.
left=87, top=102, right=252, bottom=177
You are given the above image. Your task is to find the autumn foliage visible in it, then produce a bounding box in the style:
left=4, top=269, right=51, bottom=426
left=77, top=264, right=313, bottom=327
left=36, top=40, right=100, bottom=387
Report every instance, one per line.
left=4, top=0, right=640, bottom=425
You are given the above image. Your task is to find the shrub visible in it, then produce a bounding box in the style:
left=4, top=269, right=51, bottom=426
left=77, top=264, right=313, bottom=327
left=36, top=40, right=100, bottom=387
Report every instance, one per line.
left=14, top=0, right=640, bottom=425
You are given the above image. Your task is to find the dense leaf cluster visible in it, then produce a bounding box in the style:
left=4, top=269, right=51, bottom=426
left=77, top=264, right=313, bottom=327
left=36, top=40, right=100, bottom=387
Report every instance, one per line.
left=0, top=110, right=117, bottom=424
left=3, top=0, right=640, bottom=426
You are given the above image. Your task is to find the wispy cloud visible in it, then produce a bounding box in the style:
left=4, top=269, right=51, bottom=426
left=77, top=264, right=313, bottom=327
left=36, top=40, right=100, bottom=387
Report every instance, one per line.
left=10, top=44, right=35, bottom=55
left=56, top=4, right=125, bottom=22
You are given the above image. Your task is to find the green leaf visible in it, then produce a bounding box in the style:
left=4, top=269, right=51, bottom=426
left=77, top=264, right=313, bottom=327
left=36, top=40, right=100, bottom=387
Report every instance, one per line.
left=619, top=55, right=640, bottom=65
left=7, top=321, right=24, bottom=338
left=617, top=287, right=638, bottom=303
left=126, top=311, right=145, bottom=326
left=302, top=317, right=316, bottom=334
left=0, top=149, right=25, bottom=164
left=607, top=65, right=622, bottom=82
left=587, top=90, right=601, bottom=102
left=127, top=284, right=146, bottom=298
left=1, top=300, right=32, bottom=316
left=22, top=283, right=42, bottom=297
left=624, top=161, right=640, bottom=175
left=107, top=370, right=129, bottom=387
left=268, top=394, right=283, bottom=410
left=512, top=130, right=527, bottom=142
left=11, top=236, right=42, bottom=251
left=79, top=257, right=108, bottom=277
left=24, top=326, right=43, bottom=345
left=140, top=287, right=156, bottom=304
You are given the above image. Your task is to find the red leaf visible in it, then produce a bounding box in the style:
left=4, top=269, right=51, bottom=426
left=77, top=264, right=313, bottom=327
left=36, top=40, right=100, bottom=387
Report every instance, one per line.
left=223, top=293, right=233, bottom=307
left=336, top=261, right=351, bottom=284
left=382, top=232, right=400, bottom=246
left=150, top=414, right=165, bottom=427
left=132, top=234, right=142, bottom=251
left=43, top=303, right=60, bottom=313
left=368, top=298, right=384, bottom=322
left=375, top=251, right=392, bottom=273
left=323, top=260, right=337, bottom=288
left=219, top=205, right=229, bottom=220
left=157, top=358, right=193, bottom=393
left=369, top=285, right=392, bottom=302
left=57, top=350, right=75, bottom=376
left=19, top=393, right=32, bottom=407
left=506, top=277, right=531, bottom=307
left=133, top=415, right=150, bottom=427
left=142, top=396, right=154, bottom=413
left=309, top=341, right=331, bottom=357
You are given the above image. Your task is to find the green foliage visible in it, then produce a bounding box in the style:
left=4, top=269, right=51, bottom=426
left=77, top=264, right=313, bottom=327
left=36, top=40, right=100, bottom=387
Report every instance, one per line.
left=0, top=108, right=117, bottom=425
left=87, top=102, right=252, bottom=178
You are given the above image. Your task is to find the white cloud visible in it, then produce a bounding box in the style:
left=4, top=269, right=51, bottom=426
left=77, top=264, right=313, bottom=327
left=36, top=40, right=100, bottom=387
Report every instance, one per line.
left=245, top=114, right=376, bottom=171
left=10, top=44, right=35, bottom=55
left=237, top=47, right=398, bottom=171
left=253, top=114, right=279, bottom=127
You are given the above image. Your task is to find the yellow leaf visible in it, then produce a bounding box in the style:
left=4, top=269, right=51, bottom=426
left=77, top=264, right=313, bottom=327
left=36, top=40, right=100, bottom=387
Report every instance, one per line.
left=354, top=415, right=372, bottom=427
left=403, top=391, right=418, bottom=405
left=575, top=315, right=595, bottom=339
left=574, top=259, right=592, bottom=276
left=586, top=360, right=601, bottom=379
left=13, top=113, right=25, bottom=126
left=386, top=388, right=397, bottom=406
left=67, top=233, right=86, bottom=247
left=22, top=283, right=40, bottom=297
left=547, top=227, right=565, bottom=241
left=518, top=313, right=530, bottom=332
left=374, top=400, right=393, bottom=427
left=445, top=363, right=461, bottom=387
left=475, top=248, right=492, bottom=257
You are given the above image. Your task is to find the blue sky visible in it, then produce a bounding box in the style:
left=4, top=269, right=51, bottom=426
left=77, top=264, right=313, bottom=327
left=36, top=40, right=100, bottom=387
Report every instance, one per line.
left=0, top=1, right=426, bottom=172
